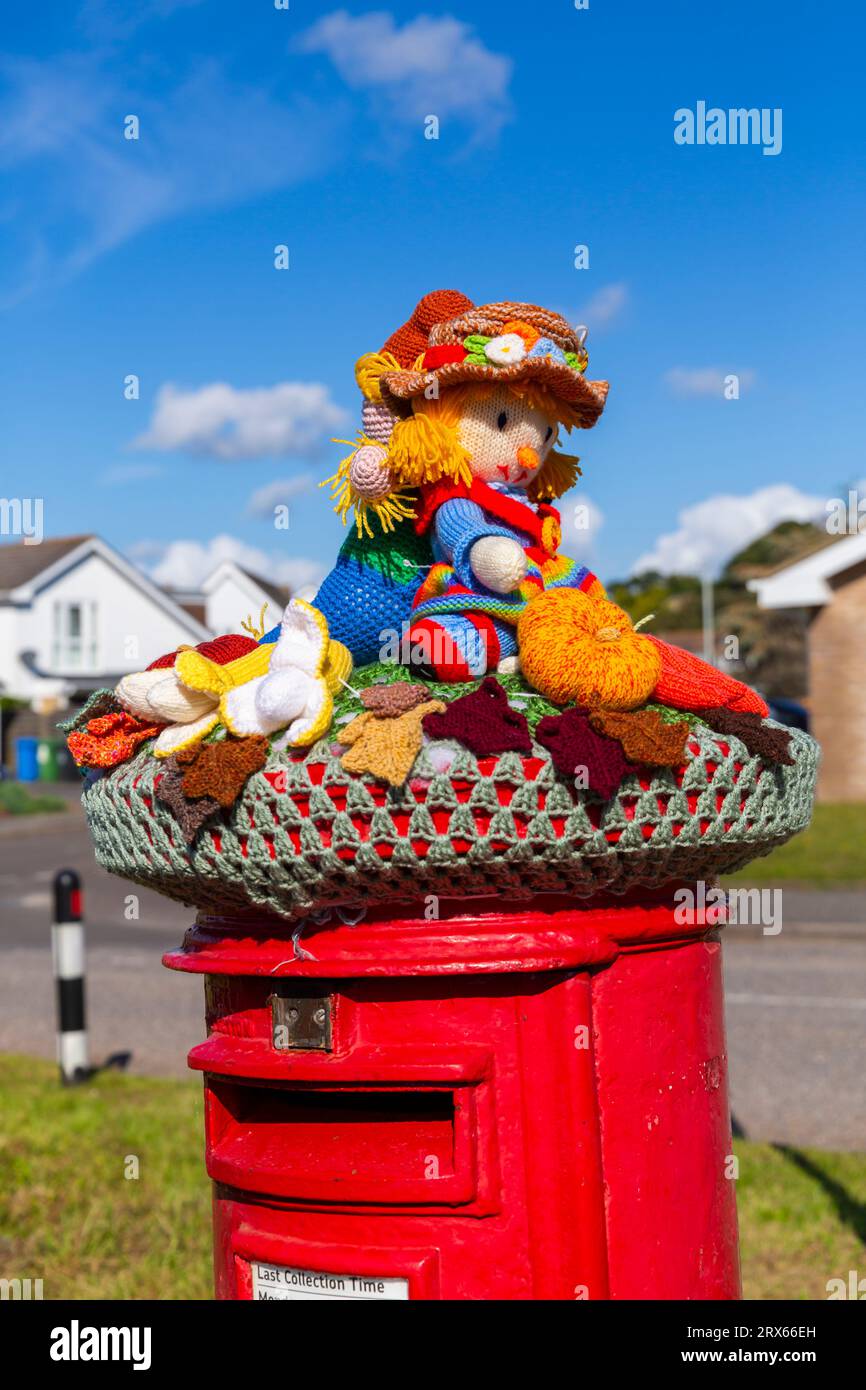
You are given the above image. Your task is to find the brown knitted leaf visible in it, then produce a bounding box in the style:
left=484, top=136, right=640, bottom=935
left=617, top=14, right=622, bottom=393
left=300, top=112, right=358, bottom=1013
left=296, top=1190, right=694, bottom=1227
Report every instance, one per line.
left=360, top=682, right=431, bottom=716
left=156, top=761, right=220, bottom=842
left=180, top=735, right=269, bottom=807
left=698, top=706, right=795, bottom=766
left=590, top=708, right=690, bottom=767
left=174, top=742, right=202, bottom=766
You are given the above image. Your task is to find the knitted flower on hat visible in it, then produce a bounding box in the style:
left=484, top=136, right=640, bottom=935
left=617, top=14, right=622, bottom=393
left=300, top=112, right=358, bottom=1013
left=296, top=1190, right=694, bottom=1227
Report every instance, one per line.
left=378, top=296, right=609, bottom=428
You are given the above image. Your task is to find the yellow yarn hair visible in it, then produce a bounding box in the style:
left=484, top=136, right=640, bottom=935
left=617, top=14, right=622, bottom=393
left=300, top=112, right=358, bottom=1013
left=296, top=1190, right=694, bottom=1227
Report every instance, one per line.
left=355, top=350, right=401, bottom=403
left=323, top=436, right=417, bottom=538
left=518, top=589, right=662, bottom=709
left=528, top=450, right=582, bottom=503
left=386, top=411, right=473, bottom=489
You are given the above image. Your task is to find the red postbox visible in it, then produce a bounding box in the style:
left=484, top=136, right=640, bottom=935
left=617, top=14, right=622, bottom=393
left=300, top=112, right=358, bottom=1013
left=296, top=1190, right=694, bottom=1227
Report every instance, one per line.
left=164, top=887, right=740, bottom=1301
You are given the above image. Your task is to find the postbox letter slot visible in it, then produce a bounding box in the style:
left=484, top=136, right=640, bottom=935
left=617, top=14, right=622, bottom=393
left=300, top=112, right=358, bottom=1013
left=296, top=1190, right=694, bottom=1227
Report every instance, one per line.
left=205, top=1079, right=480, bottom=1205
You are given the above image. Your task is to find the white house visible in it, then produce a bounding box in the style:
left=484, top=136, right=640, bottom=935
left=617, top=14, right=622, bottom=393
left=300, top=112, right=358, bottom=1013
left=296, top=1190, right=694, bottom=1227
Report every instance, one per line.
left=1, top=537, right=310, bottom=770
left=199, top=561, right=291, bottom=638
left=0, top=535, right=210, bottom=711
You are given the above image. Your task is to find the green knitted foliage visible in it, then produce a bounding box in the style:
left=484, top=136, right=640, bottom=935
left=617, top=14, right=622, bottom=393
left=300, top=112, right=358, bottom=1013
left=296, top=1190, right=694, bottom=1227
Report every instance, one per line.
left=339, top=518, right=432, bottom=585
left=82, top=681, right=820, bottom=923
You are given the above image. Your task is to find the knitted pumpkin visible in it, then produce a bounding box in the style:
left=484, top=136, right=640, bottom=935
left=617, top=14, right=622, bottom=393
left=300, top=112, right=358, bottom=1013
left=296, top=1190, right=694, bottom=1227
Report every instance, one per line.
left=518, top=588, right=661, bottom=708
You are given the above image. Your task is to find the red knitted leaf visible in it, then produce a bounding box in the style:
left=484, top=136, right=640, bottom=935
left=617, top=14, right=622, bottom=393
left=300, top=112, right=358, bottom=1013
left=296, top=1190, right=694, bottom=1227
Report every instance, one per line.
left=422, top=677, right=532, bottom=755
left=536, top=708, right=635, bottom=799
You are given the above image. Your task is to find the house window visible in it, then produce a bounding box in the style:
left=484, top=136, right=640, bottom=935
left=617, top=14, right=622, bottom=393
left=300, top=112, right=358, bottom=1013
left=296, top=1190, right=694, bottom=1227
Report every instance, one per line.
left=52, top=601, right=99, bottom=670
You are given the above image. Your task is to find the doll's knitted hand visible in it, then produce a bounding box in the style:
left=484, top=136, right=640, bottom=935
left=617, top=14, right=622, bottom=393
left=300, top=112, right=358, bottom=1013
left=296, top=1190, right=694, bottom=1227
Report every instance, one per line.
left=469, top=536, right=528, bottom=593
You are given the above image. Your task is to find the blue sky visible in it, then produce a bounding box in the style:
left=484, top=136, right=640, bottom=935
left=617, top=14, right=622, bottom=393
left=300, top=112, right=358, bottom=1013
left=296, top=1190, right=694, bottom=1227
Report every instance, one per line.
left=2, top=0, right=864, bottom=590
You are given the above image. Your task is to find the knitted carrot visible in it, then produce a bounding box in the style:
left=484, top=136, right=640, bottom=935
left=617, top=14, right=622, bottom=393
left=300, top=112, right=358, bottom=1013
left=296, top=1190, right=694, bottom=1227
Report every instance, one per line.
left=647, top=636, right=769, bottom=717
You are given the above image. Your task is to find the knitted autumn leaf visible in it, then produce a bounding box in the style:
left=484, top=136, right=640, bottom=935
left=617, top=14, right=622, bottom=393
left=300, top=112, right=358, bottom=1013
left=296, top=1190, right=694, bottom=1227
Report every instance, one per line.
left=589, top=708, right=691, bottom=768
left=180, top=735, right=269, bottom=807
left=698, top=706, right=795, bottom=766
left=341, top=699, right=446, bottom=786
left=156, top=761, right=220, bottom=842
left=67, top=711, right=164, bottom=769
left=536, top=708, right=636, bottom=799
left=421, top=677, right=533, bottom=756
left=360, top=682, right=431, bottom=716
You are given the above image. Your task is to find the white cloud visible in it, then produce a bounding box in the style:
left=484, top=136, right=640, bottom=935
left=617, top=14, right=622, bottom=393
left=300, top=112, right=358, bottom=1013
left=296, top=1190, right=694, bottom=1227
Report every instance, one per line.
left=631, top=483, right=826, bottom=578
left=133, top=383, right=347, bottom=460
left=131, top=533, right=325, bottom=594
left=0, top=54, right=341, bottom=303
left=664, top=366, right=757, bottom=398
left=246, top=474, right=317, bottom=518
left=574, top=283, right=628, bottom=329
left=297, top=10, right=512, bottom=134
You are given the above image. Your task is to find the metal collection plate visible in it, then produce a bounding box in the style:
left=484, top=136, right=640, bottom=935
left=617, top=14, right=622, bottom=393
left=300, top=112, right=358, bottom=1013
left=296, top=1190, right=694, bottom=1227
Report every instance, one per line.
left=271, top=993, right=332, bottom=1051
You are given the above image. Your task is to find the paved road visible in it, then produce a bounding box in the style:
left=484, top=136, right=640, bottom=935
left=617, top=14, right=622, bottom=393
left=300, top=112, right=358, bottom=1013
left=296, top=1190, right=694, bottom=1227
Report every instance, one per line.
left=0, top=804, right=203, bottom=1076
left=1, top=806, right=864, bottom=1148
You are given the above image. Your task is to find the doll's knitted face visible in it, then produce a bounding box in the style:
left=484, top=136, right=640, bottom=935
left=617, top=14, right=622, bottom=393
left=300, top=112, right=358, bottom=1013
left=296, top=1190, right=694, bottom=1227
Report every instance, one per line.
left=456, top=386, right=558, bottom=488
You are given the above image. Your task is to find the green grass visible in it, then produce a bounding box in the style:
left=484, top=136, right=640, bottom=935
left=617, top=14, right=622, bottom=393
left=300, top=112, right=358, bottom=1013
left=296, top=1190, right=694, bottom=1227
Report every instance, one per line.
left=726, top=802, right=866, bottom=887
left=0, top=1054, right=211, bottom=1300
left=737, top=1142, right=866, bottom=1300
left=0, top=781, right=67, bottom=816
left=1, top=1053, right=864, bottom=1300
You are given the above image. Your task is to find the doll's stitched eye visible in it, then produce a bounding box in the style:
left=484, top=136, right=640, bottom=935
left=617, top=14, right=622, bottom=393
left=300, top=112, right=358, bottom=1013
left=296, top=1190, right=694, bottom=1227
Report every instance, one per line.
left=545, top=427, right=553, bottom=442
left=497, top=411, right=508, bottom=430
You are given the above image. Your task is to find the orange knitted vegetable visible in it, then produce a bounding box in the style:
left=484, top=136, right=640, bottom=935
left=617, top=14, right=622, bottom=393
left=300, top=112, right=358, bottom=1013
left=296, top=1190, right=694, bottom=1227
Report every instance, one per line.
left=518, top=588, right=661, bottom=709
left=647, top=636, right=769, bottom=717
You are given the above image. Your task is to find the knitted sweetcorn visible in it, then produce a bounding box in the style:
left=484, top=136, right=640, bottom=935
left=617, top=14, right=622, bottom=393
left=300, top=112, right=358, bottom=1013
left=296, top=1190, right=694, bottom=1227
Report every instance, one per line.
left=518, top=588, right=661, bottom=708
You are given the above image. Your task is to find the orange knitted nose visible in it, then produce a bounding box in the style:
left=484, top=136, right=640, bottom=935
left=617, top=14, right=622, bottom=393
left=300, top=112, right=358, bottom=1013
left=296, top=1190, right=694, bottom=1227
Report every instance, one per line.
left=517, top=445, right=540, bottom=471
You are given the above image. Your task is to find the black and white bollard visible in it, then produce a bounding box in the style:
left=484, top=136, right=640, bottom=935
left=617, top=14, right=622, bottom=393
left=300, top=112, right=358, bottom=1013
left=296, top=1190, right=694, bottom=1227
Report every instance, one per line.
left=51, top=869, right=89, bottom=1085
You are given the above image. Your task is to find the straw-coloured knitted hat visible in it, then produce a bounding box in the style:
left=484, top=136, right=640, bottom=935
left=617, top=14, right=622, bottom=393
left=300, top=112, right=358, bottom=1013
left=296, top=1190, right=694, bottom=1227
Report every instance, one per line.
left=378, top=291, right=609, bottom=427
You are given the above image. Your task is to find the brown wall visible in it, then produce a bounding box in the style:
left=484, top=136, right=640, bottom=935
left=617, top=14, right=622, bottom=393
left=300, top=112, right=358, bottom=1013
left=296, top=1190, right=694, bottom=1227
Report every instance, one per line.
left=808, top=559, right=866, bottom=801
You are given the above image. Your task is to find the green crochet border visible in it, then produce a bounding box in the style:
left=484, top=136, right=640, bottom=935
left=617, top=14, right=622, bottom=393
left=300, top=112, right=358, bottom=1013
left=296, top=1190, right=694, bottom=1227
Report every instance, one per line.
left=81, top=667, right=820, bottom=924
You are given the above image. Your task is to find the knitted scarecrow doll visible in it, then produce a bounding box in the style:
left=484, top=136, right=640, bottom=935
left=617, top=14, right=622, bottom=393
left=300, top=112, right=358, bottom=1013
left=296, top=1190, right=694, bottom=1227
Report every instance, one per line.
left=268, top=291, right=610, bottom=682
